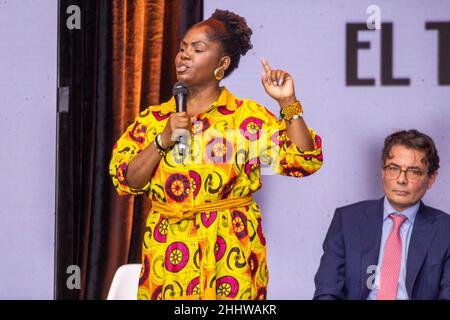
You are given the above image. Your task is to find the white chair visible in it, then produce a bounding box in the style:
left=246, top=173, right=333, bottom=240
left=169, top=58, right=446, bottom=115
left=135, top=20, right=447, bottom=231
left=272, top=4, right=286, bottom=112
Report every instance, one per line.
left=107, top=264, right=142, bottom=300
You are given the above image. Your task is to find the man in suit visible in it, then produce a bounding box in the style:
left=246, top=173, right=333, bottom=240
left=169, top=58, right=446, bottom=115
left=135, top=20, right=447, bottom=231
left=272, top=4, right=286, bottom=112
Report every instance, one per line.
left=314, top=129, right=450, bottom=300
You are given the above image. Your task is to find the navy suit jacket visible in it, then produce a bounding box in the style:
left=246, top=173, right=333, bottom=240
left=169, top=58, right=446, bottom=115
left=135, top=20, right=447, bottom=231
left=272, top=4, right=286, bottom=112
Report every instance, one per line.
left=314, top=198, right=450, bottom=300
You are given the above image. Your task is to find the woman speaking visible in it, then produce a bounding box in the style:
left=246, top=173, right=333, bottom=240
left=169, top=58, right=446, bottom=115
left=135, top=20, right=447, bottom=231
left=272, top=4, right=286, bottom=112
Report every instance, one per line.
left=110, top=9, right=323, bottom=300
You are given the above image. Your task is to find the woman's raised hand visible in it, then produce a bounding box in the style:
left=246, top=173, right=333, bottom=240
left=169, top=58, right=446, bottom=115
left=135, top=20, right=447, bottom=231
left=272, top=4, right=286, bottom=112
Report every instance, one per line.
left=260, top=58, right=297, bottom=107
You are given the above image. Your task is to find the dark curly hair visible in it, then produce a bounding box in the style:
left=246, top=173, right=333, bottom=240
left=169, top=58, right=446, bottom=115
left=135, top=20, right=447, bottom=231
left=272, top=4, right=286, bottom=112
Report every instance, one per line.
left=196, top=9, right=253, bottom=78
left=381, top=129, right=440, bottom=174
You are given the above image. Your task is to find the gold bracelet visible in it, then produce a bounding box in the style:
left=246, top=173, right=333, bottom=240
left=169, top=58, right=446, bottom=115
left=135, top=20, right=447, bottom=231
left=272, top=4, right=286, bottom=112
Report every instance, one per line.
left=279, top=100, right=304, bottom=121
left=154, top=133, right=168, bottom=156
left=154, top=140, right=166, bottom=156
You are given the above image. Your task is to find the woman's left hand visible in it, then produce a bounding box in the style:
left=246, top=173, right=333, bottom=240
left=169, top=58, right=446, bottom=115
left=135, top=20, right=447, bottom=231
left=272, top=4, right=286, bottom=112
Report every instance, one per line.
left=260, top=58, right=296, bottom=107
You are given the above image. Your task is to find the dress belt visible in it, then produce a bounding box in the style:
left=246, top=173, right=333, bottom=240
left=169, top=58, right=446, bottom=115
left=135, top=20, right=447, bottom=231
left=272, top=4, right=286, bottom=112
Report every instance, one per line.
left=151, top=195, right=254, bottom=224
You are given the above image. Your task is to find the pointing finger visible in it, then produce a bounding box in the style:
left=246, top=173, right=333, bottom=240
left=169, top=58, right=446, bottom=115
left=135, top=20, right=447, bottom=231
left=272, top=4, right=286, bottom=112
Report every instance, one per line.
left=260, top=58, right=272, bottom=75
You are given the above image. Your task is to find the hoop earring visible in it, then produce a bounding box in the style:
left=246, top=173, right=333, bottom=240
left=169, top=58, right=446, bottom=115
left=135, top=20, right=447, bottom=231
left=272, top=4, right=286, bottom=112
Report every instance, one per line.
left=214, top=67, right=224, bottom=81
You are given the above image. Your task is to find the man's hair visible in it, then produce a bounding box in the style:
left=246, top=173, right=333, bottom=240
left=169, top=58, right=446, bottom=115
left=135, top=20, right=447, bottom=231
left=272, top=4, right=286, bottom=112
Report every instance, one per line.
left=381, top=129, right=440, bottom=174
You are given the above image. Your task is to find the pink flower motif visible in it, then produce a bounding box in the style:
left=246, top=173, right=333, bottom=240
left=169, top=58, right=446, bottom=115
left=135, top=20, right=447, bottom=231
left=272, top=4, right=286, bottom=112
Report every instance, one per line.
left=186, top=277, right=200, bottom=295
left=205, top=137, right=234, bottom=164
left=165, top=242, right=189, bottom=273
left=232, top=210, right=248, bottom=239
left=216, top=276, right=239, bottom=298
left=240, top=117, right=263, bottom=141
left=189, top=170, right=201, bottom=199
left=165, top=173, right=190, bottom=203
left=154, top=215, right=168, bottom=243
left=215, top=235, right=227, bottom=261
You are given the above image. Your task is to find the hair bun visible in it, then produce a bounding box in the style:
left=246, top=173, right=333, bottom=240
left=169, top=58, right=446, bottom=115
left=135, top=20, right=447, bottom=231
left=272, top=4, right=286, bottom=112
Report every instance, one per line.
left=211, top=9, right=253, bottom=56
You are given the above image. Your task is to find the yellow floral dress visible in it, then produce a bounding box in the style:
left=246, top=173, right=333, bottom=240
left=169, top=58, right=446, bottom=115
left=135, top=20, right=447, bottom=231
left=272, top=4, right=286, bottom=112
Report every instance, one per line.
left=109, top=87, right=323, bottom=300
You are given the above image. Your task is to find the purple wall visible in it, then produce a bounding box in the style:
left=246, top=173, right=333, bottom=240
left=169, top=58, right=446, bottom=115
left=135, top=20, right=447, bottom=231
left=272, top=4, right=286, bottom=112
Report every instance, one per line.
left=0, top=0, right=57, bottom=299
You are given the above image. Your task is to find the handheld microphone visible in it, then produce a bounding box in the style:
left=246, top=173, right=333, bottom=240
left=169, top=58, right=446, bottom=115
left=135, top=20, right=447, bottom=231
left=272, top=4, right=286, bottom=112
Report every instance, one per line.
left=172, top=82, right=189, bottom=156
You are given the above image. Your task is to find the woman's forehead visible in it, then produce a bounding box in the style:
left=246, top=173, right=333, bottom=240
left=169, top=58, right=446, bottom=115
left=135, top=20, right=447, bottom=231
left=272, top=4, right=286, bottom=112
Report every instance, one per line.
left=182, top=26, right=212, bottom=44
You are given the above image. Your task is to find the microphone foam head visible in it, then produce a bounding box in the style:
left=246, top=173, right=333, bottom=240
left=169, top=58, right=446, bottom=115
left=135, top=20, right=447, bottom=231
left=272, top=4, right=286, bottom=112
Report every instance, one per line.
left=173, top=82, right=188, bottom=96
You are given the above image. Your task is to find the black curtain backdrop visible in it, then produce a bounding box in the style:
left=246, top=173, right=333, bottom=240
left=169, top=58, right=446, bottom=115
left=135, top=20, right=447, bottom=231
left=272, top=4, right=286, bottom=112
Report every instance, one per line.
left=56, top=0, right=203, bottom=300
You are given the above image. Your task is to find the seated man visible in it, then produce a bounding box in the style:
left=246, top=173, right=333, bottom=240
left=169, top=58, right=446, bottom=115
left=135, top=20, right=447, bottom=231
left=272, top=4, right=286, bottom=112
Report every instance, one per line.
left=314, top=129, right=450, bottom=300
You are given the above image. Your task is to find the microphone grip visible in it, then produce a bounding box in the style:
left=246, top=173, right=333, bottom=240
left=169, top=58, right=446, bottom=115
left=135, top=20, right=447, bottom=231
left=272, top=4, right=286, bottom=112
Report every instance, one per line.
left=172, top=128, right=189, bottom=157
left=178, top=136, right=186, bottom=156
left=174, top=93, right=187, bottom=156
left=175, top=93, right=187, bottom=113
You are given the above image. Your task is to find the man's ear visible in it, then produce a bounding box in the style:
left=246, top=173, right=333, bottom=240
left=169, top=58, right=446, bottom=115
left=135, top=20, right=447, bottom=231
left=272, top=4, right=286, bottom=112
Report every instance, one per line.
left=427, top=171, right=438, bottom=189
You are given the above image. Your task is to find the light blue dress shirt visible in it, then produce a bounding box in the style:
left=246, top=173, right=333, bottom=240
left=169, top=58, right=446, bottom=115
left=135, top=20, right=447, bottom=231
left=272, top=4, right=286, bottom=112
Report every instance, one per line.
left=367, top=197, right=419, bottom=300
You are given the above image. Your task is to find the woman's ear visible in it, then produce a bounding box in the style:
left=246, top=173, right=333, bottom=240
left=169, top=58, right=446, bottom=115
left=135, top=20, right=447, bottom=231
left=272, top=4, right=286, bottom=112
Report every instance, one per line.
left=220, top=56, right=231, bottom=71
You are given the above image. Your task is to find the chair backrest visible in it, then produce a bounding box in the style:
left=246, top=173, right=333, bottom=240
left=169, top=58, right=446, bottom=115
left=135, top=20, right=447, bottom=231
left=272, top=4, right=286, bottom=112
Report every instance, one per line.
left=107, top=264, right=142, bottom=300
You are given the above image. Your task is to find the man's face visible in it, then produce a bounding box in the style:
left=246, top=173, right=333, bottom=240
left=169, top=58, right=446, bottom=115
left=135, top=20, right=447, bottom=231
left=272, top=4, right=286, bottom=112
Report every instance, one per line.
left=381, top=144, right=437, bottom=212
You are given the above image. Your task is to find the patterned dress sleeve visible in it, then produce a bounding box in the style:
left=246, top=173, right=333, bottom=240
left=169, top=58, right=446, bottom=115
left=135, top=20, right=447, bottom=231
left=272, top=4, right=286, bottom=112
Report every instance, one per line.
left=109, top=107, right=158, bottom=196
left=243, top=100, right=323, bottom=177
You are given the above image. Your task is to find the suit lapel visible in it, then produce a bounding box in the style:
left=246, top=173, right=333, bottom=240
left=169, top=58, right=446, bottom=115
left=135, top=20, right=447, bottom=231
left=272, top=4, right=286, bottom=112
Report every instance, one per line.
left=359, top=198, right=384, bottom=299
left=405, top=201, right=437, bottom=299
